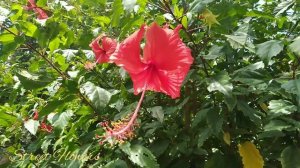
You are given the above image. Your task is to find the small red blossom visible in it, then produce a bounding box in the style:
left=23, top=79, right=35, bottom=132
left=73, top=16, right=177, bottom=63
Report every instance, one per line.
left=33, top=109, right=39, bottom=120
left=89, top=35, right=117, bottom=64
left=24, top=0, right=49, bottom=20
left=112, top=22, right=194, bottom=99
left=40, top=121, right=53, bottom=133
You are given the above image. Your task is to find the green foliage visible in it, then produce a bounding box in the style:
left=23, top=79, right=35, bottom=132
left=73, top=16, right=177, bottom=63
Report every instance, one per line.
left=0, top=0, right=300, bottom=167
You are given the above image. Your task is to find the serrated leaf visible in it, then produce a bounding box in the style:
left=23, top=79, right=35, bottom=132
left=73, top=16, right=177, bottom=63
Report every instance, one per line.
left=237, top=101, right=261, bottom=124
left=40, top=95, right=75, bottom=116
left=0, top=109, right=17, bottom=127
left=268, top=100, right=297, bottom=116
left=189, top=0, right=214, bottom=13
left=148, top=106, right=164, bottom=123
left=238, top=141, right=264, bottom=168
left=81, top=82, right=112, bottom=110
left=256, top=40, right=283, bottom=62
left=198, top=128, right=211, bottom=148
left=207, top=109, right=223, bottom=135
left=50, top=110, right=73, bottom=129
left=274, top=0, right=295, bottom=16
left=104, top=159, right=128, bottom=168
left=281, top=146, right=300, bottom=168
left=225, top=34, right=247, bottom=49
left=207, top=71, right=233, bottom=96
left=233, top=70, right=270, bottom=85
left=121, top=144, right=159, bottom=168
left=24, top=119, right=40, bottom=135
left=289, top=36, right=300, bottom=56
left=264, top=120, right=291, bottom=131
left=16, top=70, right=54, bottom=90
left=203, top=45, right=223, bottom=59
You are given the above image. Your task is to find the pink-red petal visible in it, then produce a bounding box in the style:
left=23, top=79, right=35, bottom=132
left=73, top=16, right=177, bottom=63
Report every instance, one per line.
left=143, top=22, right=193, bottom=71
left=111, top=25, right=147, bottom=74
left=129, top=64, right=190, bottom=98
left=89, top=36, right=117, bottom=64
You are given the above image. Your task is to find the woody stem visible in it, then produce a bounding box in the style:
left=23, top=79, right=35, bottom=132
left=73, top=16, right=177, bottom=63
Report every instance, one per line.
left=111, top=89, right=146, bottom=136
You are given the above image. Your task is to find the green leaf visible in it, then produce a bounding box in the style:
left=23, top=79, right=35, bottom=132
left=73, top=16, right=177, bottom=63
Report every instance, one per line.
left=104, top=159, right=128, bottom=168
left=0, top=108, right=17, bottom=127
left=264, top=120, right=291, bottom=131
left=237, top=101, right=261, bottom=124
left=150, top=140, right=169, bottom=157
left=121, top=143, right=159, bottom=168
left=256, top=40, right=283, bottom=62
left=233, top=70, right=270, bottom=85
left=205, top=152, right=226, bottom=168
left=206, top=109, right=223, bottom=135
left=203, top=45, right=223, bottom=59
left=274, top=0, right=295, bottom=16
left=81, top=82, right=112, bottom=111
left=189, top=0, right=214, bottom=13
left=207, top=71, right=233, bottom=96
left=0, top=33, right=15, bottom=43
left=182, top=16, right=188, bottom=29
left=40, top=95, right=75, bottom=116
left=191, top=108, right=210, bottom=128
left=148, top=106, right=164, bottom=123
left=20, top=21, right=37, bottom=37
left=36, top=0, right=47, bottom=7
left=268, top=100, right=297, bottom=116
left=49, top=110, right=73, bottom=129
left=24, top=119, right=40, bottom=135
left=289, top=36, right=300, bottom=56
left=111, top=0, right=124, bottom=27
left=16, top=70, right=55, bottom=90
left=197, top=128, right=211, bottom=148
left=281, top=146, right=300, bottom=168
left=49, top=37, right=61, bottom=53
left=282, top=79, right=300, bottom=95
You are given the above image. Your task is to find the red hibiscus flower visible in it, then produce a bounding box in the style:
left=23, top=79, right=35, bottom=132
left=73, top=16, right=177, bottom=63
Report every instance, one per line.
left=97, top=23, right=193, bottom=145
left=40, top=121, right=53, bottom=133
left=25, top=0, right=49, bottom=20
left=33, top=109, right=39, bottom=120
left=112, top=22, right=193, bottom=99
left=89, top=35, right=117, bottom=64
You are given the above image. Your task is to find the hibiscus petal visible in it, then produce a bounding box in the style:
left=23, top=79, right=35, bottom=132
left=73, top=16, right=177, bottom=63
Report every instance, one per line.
left=89, top=36, right=111, bottom=63
left=102, top=37, right=117, bottom=56
left=34, top=8, right=49, bottom=20
left=130, top=65, right=190, bottom=98
left=143, top=22, right=193, bottom=71
left=111, top=25, right=147, bottom=74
